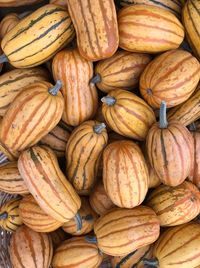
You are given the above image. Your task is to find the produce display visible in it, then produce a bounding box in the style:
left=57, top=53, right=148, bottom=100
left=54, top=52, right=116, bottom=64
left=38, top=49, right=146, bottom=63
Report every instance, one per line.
left=0, top=0, right=199, bottom=268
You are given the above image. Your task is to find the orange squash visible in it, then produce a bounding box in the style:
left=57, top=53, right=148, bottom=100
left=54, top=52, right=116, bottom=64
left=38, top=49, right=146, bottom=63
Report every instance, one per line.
left=101, top=89, right=156, bottom=140
left=140, top=49, right=200, bottom=109
left=52, top=48, right=98, bottom=126
left=0, top=13, right=19, bottom=39
left=0, top=0, right=42, bottom=6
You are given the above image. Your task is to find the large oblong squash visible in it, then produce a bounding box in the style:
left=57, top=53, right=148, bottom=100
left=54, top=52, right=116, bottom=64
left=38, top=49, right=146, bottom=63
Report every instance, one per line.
left=0, top=80, right=64, bottom=152
left=0, top=4, right=75, bottom=68
left=67, top=0, right=119, bottom=61
left=18, top=145, right=81, bottom=223
left=52, top=49, right=98, bottom=126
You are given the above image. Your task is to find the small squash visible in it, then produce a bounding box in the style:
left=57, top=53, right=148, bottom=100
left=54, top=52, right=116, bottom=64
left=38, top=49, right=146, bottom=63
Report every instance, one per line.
left=0, top=197, right=22, bottom=232
left=50, top=0, right=68, bottom=8
left=101, top=89, right=156, bottom=140
left=66, top=120, right=108, bottom=195
left=10, top=225, right=53, bottom=268
left=0, top=13, right=19, bottom=39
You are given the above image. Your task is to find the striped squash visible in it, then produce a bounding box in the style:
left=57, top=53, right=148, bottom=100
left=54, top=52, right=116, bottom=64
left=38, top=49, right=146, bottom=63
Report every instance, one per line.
left=0, top=13, right=19, bottom=39
left=18, top=145, right=81, bottom=223
left=101, top=89, right=156, bottom=140
left=150, top=222, right=200, bottom=268
left=1, top=81, right=64, bottom=152
left=52, top=48, right=98, bottom=126
left=62, top=197, right=98, bottom=235
left=118, top=5, right=184, bottom=53
left=140, top=49, right=200, bottom=109
left=52, top=237, right=103, bottom=268
left=120, top=0, right=182, bottom=17
left=50, top=0, right=68, bottom=8
left=0, top=197, right=22, bottom=232
left=0, top=4, right=75, bottom=68
left=91, top=50, right=151, bottom=93
left=147, top=181, right=200, bottom=227
left=89, top=181, right=116, bottom=216
left=103, top=140, right=148, bottom=208
left=183, top=0, right=200, bottom=61
left=146, top=101, right=194, bottom=186
left=19, top=194, right=62, bottom=233
left=50, top=228, right=69, bottom=249
left=10, top=225, right=53, bottom=268
left=67, top=0, right=119, bottom=61
left=111, top=245, right=153, bottom=268
left=66, top=121, right=108, bottom=195
left=94, top=206, right=160, bottom=256
left=94, top=104, right=111, bottom=133
left=167, top=87, right=200, bottom=126
left=0, top=0, right=42, bottom=6
left=0, top=67, right=49, bottom=116
left=0, top=161, right=29, bottom=195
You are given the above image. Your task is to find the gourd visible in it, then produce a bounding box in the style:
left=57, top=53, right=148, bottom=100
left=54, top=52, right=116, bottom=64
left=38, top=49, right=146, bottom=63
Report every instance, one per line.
left=90, top=50, right=151, bottom=93
left=67, top=0, right=119, bottom=61
left=146, top=101, right=194, bottom=186
left=66, top=120, right=108, bottom=195
left=0, top=0, right=42, bottom=6
left=0, top=13, right=19, bottom=39
left=18, top=145, right=81, bottom=223
left=52, top=48, right=98, bottom=126
left=10, top=225, right=53, bottom=268
left=101, top=89, right=156, bottom=140
left=93, top=206, right=160, bottom=256
left=0, top=197, right=22, bottom=232
left=50, top=0, right=68, bottom=8
left=0, top=161, right=29, bottom=195
left=0, top=4, right=75, bottom=68
left=19, top=194, right=63, bottom=232
left=103, top=140, right=148, bottom=208
left=147, top=181, right=200, bottom=226
left=0, top=80, right=64, bottom=152
left=118, top=5, right=184, bottom=53
left=140, top=49, right=200, bottom=109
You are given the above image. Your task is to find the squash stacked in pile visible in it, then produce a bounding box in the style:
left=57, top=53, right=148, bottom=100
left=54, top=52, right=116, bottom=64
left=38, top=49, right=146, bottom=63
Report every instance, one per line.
left=0, top=0, right=200, bottom=268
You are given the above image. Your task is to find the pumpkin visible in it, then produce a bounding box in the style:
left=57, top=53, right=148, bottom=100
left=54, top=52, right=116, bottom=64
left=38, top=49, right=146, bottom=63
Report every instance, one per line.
left=52, top=48, right=98, bottom=126
left=49, top=228, right=69, bottom=249
left=67, top=0, right=119, bottom=61
left=0, top=0, right=42, bottom=6
left=103, top=140, right=148, bottom=208
left=89, top=181, right=115, bottom=216
left=111, top=245, right=153, bottom=268
left=19, top=194, right=63, bottom=233
left=0, top=197, right=22, bottom=232
left=62, top=197, right=98, bottom=235
left=50, top=0, right=68, bottom=8
left=0, top=80, right=64, bottom=152
left=52, top=237, right=103, bottom=268
left=93, top=206, right=160, bottom=256
left=90, top=50, right=151, bottom=93
left=66, top=120, right=108, bottom=195
left=120, top=0, right=182, bottom=17
left=146, top=101, right=194, bottom=186
left=147, top=181, right=200, bottom=226
left=183, top=0, right=200, bottom=61
left=140, top=49, right=200, bottom=109
left=10, top=225, right=53, bottom=268
left=0, top=67, right=49, bottom=116
left=101, top=89, right=156, bottom=140
left=0, top=4, right=75, bottom=68
left=0, top=161, right=29, bottom=195
left=18, top=145, right=81, bottom=223
left=118, top=5, right=184, bottom=53
left=0, top=13, right=19, bottom=39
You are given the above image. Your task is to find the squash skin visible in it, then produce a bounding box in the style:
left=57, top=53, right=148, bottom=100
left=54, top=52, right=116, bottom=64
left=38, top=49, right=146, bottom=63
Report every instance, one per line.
left=10, top=225, right=53, bottom=268
left=118, top=5, right=184, bottom=53
left=52, top=49, right=98, bottom=126
left=0, top=0, right=42, bottom=6
left=67, top=0, right=119, bottom=61
left=0, top=13, right=19, bottom=39
left=18, top=145, right=81, bottom=223
left=140, top=49, right=200, bottom=109
left=94, top=206, right=160, bottom=256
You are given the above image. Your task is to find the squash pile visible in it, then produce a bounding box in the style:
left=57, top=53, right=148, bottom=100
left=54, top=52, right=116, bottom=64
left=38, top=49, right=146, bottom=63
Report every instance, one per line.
left=0, top=1, right=200, bottom=268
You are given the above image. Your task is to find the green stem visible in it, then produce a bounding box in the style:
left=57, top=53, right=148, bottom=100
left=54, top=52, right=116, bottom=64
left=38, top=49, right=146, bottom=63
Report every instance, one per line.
left=143, top=258, right=159, bottom=267
left=74, top=212, right=82, bottom=232
left=0, top=212, right=8, bottom=220
left=159, top=101, right=168, bottom=129
left=90, top=73, right=101, bottom=84
left=48, top=80, right=62, bottom=96
left=93, top=123, right=106, bottom=134
left=101, top=96, right=116, bottom=106
left=85, top=236, right=97, bottom=244
left=0, top=54, right=8, bottom=64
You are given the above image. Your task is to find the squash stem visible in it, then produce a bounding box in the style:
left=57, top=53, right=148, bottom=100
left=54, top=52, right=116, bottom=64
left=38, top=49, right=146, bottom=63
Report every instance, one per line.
left=0, top=54, right=8, bottom=64
left=93, top=123, right=106, bottom=134
left=82, top=214, right=93, bottom=222
left=0, top=212, right=8, bottom=220
left=74, top=212, right=82, bottom=232
left=85, top=235, right=97, bottom=244
left=101, top=96, right=116, bottom=106
left=159, top=101, right=168, bottom=129
left=49, top=80, right=62, bottom=96
left=90, top=73, right=101, bottom=84
left=143, top=258, right=159, bottom=267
